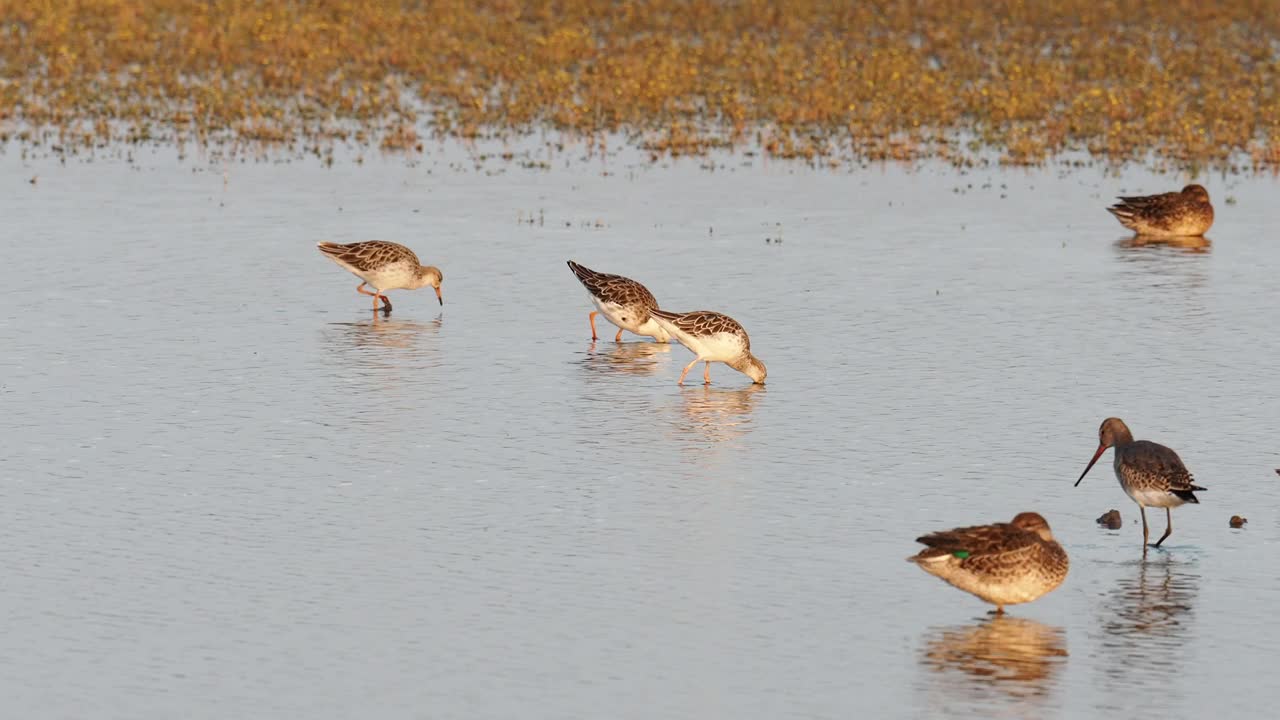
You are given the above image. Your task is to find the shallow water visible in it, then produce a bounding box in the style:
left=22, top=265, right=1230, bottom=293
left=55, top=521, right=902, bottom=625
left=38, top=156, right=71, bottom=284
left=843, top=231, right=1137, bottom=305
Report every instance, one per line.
left=2, top=142, right=1279, bottom=719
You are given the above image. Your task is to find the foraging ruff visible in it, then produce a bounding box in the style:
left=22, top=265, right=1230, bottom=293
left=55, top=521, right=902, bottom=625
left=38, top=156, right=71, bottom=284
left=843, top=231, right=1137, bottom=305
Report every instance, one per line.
left=317, top=241, right=442, bottom=312
left=649, top=308, right=766, bottom=385
left=566, top=261, right=670, bottom=342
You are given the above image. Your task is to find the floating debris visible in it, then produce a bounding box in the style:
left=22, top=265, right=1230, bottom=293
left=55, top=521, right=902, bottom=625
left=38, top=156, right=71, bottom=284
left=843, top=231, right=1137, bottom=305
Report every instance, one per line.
left=1096, top=509, right=1123, bottom=530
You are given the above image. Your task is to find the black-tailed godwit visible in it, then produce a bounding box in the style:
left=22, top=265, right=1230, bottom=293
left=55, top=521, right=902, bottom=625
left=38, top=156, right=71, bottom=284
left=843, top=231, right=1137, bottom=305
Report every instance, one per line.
left=1075, top=417, right=1205, bottom=548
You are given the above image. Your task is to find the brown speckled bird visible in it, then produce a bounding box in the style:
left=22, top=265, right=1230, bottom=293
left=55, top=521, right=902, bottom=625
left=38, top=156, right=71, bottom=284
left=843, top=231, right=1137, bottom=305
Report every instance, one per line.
left=650, top=308, right=767, bottom=385
left=1107, top=184, right=1214, bottom=237
left=566, top=261, right=670, bottom=342
left=317, top=241, right=442, bottom=312
left=908, top=512, right=1069, bottom=614
left=1075, top=417, right=1205, bottom=549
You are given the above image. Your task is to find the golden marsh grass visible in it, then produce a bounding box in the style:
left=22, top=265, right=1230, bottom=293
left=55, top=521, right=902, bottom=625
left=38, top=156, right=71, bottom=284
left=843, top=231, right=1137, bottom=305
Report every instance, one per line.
left=1, top=0, right=1277, bottom=169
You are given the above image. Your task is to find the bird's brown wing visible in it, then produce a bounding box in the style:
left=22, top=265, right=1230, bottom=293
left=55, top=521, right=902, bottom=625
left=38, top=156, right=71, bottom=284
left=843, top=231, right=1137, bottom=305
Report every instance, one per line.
left=650, top=309, right=747, bottom=342
left=1121, top=440, right=1203, bottom=492
left=912, top=522, right=1039, bottom=562
left=318, top=241, right=418, bottom=271
left=567, top=261, right=659, bottom=310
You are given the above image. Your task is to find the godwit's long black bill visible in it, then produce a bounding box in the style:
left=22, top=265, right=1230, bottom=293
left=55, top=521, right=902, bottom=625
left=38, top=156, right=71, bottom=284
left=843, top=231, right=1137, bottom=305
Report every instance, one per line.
left=1075, top=445, right=1107, bottom=487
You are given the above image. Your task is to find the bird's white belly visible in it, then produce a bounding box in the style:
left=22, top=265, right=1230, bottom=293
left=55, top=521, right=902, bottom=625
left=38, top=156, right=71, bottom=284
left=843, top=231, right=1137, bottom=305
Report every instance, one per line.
left=362, top=264, right=417, bottom=291
left=1120, top=482, right=1182, bottom=508
left=681, top=332, right=741, bottom=362
left=590, top=296, right=643, bottom=331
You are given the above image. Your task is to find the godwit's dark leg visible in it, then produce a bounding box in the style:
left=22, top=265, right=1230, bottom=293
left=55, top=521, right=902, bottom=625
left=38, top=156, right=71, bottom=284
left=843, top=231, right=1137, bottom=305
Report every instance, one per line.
left=678, top=358, right=699, bottom=385
left=1140, top=506, right=1150, bottom=547
left=1154, top=508, right=1173, bottom=547
left=588, top=311, right=599, bottom=341
left=614, top=328, right=623, bottom=342
left=703, top=362, right=711, bottom=385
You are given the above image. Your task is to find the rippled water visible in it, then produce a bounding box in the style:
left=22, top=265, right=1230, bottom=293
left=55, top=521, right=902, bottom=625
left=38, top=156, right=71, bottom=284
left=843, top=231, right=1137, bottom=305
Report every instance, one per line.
left=2, top=142, right=1279, bottom=719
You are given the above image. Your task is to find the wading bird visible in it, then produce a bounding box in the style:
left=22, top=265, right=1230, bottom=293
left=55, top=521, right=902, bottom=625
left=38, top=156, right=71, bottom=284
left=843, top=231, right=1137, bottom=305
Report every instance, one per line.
left=317, top=241, right=442, bottom=312
left=1075, top=417, right=1205, bottom=549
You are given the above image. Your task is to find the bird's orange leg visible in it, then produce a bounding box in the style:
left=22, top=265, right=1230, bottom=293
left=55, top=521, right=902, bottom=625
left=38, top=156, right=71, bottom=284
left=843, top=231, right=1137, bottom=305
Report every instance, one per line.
left=703, top=362, right=712, bottom=385
left=356, top=283, right=391, bottom=312
left=615, top=328, right=624, bottom=342
left=678, top=358, right=699, bottom=385
left=588, top=312, right=599, bottom=341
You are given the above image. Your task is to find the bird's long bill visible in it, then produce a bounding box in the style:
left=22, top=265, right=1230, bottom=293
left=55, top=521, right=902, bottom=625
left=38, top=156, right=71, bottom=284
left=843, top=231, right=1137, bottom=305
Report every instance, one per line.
left=1075, top=445, right=1107, bottom=487
left=435, top=287, right=443, bottom=305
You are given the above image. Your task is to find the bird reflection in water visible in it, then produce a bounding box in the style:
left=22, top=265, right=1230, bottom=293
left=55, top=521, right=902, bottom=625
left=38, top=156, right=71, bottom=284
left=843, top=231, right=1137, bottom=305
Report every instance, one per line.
left=671, top=384, right=764, bottom=444
left=1094, top=556, right=1198, bottom=703
left=918, top=616, right=1067, bottom=712
left=324, top=313, right=442, bottom=369
left=1114, top=236, right=1212, bottom=255
left=1111, top=235, right=1212, bottom=308
left=578, top=340, right=672, bottom=378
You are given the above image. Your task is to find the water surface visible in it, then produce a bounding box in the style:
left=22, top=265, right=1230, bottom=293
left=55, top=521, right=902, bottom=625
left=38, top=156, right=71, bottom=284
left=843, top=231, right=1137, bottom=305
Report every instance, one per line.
left=2, top=144, right=1279, bottom=719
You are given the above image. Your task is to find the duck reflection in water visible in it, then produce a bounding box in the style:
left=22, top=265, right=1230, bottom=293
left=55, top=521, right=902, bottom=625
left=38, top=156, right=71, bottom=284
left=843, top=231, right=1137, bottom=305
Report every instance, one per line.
left=1111, top=235, right=1212, bottom=301
left=578, top=340, right=672, bottom=378
left=918, top=616, right=1067, bottom=709
left=1114, top=236, right=1212, bottom=254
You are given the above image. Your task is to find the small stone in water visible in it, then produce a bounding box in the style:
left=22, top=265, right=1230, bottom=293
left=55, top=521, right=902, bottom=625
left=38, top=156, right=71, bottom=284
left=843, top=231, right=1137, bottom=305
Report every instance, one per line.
left=1096, top=509, right=1122, bottom=529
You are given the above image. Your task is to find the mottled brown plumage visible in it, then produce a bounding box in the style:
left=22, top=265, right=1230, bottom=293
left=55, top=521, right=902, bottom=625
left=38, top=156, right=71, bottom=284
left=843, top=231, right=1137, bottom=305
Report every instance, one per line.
left=1107, top=184, right=1214, bottom=237
left=908, top=512, right=1069, bottom=613
left=317, top=240, right=443, bottom=311
left=566, top=261, right=669, bottom=342
left=1075, top=417, right=1206, bottom=549
left=651, top=309, right=748, bottom=339
left=650, top=308, right=766, bottom=385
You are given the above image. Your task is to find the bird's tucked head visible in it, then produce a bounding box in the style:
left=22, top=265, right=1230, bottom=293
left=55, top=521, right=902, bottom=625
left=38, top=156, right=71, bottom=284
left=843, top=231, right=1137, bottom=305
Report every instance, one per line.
left=1181, top=184, right=1210, bottom=202
left=1011, top=512, right=1055, bottom=542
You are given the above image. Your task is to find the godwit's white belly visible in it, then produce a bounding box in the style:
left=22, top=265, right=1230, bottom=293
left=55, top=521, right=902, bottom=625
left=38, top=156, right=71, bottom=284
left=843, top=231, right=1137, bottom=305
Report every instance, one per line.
left=1123, top=485, right=1186, bottom=508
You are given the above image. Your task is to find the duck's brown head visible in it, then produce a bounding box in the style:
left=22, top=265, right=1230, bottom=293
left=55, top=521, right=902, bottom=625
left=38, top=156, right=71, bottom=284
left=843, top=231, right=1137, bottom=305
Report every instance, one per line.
left=1181, top=184, right=1210, bottom=202
left=1011, top=512, right=1055, bottom=542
